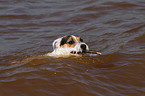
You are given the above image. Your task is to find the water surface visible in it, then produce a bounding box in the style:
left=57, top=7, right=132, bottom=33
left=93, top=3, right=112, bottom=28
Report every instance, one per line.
left=0, top=0, right=145, bottom=96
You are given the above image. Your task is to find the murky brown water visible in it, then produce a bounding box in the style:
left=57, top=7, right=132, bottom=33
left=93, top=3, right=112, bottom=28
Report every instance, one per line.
left=0, top=0, right=145, bottom=96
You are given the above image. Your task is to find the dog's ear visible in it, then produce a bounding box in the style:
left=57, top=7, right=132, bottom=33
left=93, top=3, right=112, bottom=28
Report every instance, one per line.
left=52, top=37, right=62, bottom=49
left=60, top=36, right=71, bottom=46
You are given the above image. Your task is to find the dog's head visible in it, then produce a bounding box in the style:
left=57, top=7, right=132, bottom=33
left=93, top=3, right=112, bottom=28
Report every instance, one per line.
left=50, top=35, right=89, bottom=57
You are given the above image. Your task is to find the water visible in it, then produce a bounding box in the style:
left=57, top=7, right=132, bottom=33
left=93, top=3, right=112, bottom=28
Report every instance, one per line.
left=0, top=0, right=145, bottom=96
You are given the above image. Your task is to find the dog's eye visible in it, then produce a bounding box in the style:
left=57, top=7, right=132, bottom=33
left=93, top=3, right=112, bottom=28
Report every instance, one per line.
left=68, top=41, right=75, bottom=44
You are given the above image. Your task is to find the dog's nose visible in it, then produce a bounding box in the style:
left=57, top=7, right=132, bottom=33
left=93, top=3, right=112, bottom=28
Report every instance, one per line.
left=81, top=44, right=86, bottom=50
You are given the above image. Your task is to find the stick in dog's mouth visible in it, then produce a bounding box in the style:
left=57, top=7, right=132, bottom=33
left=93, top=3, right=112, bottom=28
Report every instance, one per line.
left=70, top=50, right=101, bottom=56
left=87, top=50, right=102, bottom=55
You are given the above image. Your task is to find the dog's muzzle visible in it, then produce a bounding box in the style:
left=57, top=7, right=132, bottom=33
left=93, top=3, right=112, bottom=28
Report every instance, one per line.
left=70, top=43, right=89, bottom=55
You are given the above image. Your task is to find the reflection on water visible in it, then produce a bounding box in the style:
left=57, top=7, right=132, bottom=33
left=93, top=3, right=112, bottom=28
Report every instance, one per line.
left=0, top=0, right=145, bottom=96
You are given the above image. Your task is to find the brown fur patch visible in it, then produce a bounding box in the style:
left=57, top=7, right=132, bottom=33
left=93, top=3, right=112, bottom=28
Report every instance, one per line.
left=60, top=36, right=79, bottom=48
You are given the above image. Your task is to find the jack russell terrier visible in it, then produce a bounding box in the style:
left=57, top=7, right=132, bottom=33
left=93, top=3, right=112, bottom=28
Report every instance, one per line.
left=46, top=35, right=101, bottom=57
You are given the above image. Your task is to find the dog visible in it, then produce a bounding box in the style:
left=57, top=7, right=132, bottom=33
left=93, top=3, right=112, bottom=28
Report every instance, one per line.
left=46, top=35, right=89, bottom=57
left=11, top=35, right=101, bottom=64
